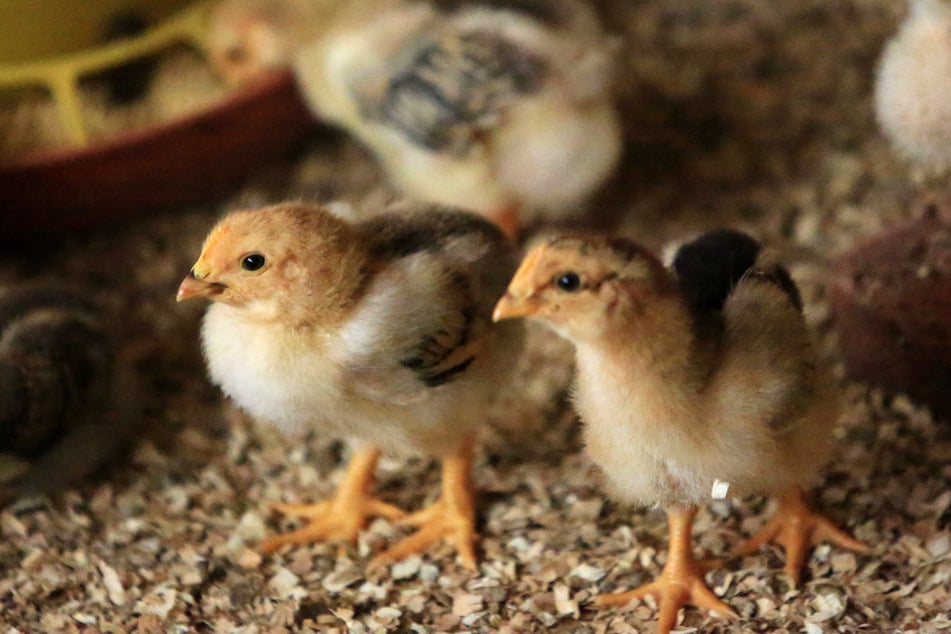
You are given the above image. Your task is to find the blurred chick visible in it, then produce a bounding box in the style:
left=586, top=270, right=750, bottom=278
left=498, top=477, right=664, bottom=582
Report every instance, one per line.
left=875, top=0, right=951, bottom=172
left=207, top=0, right=623, bottom=236
left=493, top=230, right=868, bottom=633
left=0, top=285, right=139, bottom=505
left=177, top=202, right=522, bottom=568
left=207, top=0, right=328, bottom=85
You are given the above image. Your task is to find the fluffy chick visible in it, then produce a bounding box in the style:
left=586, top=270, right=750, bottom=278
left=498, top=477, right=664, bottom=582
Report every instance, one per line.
left=0, top=285, right=138, bottom=505
left=206, top=0, right=329, bottom=85
left=493, top=230, right=867, bottom=633
left=875, top=0, right=951, bottom=171
left=208, top=0, right=622, bottom=236
left=177, top=202, right=522, bottom=568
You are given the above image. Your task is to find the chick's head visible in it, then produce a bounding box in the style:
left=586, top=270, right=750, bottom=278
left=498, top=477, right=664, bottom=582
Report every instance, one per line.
left=207, top=0, right=333, bottom=85
left=177, top=204, right=365, bottom=326
left=207, top=0, right=288, bottom=84
left=493, top=236, right=673, bottom=342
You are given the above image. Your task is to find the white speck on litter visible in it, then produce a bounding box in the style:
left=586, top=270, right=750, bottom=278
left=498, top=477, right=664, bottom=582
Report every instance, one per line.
left=268, top=567, right=301, bottom=598
left=570, top=563, right=606, bottom=582
left=98, top=561, right=127, bottom=606
left=391, top=555, right=422, bottom=580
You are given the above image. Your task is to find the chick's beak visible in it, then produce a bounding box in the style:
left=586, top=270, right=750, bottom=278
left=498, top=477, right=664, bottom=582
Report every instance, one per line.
left=493, top=291, right=540, bottom=321
left=176, top=266, right=225, bottom=302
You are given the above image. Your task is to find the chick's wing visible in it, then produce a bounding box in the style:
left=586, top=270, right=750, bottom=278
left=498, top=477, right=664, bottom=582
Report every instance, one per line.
left=360, top=28, right=547, bottom=156
left=336, top=210, right=513, bottom=404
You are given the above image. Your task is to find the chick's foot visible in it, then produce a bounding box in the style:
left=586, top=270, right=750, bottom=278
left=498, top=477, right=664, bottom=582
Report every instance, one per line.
left=259, top=446, right=405, bottom=554
left=733, top=487, right=869, bottom=585
left=372, top=440, right=477, bottom=569
left=595, top=506, right=736, bottom=634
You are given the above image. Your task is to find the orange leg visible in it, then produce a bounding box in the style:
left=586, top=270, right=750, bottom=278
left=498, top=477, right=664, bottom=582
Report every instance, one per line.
left=487, top=205, right=521, bottom=240
left=595, top=505, right=736, bottom=634
left=372, top=438, right=478, bottom=570
left=732, top=487, right=869, bottom=585
left=259, top=446, right=405, bottom=555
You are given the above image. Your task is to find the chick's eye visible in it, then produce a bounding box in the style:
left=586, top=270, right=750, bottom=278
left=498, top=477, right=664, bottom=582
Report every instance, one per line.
left=555, top=271, right=581, bottom=292
left=241, top=253, right=266, bottom=271
left=226, top=46, right=247, bottom=64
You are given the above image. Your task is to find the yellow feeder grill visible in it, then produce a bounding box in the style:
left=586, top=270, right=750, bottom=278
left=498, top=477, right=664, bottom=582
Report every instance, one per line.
left=0, top=1, right=212, bottom=148
left=0, top=0, right=315, bottom=235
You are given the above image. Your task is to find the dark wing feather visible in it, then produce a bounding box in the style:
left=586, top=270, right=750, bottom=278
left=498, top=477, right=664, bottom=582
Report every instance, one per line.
left=672, top=229, right=763, bottom=316
left=368, top=29, right=547, bottom=155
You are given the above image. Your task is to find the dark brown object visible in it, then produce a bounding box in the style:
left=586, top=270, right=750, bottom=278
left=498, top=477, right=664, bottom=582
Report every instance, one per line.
left=0, top=283, right=141, bottom=505
left=830, top=202, right=951, bottom=420
left=0, top=72, right=313, bottom=236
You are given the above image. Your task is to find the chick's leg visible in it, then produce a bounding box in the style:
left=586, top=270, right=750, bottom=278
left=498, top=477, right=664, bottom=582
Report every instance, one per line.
left=595, top=505, right=736, bottom=634
left=260, top=446, right=405, bottom=554
left=487, top=205, right=521, bottom=240
left=733, top=487, right=869, bottom=585
left=372, top=438, right=477, bottom=569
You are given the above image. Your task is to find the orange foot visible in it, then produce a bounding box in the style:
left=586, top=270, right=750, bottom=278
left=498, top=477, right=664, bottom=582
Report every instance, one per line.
left=733, top=487, right=870, bottom=585
left=372, top=439, right=477, bottom=570
left=260, top=446, right=405, bottom=554
left=595, top=506, right=736, bottom=634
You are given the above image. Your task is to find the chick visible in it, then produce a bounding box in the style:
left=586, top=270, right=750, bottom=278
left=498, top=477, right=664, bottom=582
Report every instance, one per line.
left=207, top=0, right=329, bottom=85
left=0, top=285, right=138, bottom=505
left=177, top=202, right=522, bottom=568
left=875, top=0, right=951, bottom=171
left=208, top=0, right=622, bottom=236
left=493, top=230, right=868, bottom=633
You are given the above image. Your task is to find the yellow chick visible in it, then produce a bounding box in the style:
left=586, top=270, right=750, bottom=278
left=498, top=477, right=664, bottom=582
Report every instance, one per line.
left=207, top=0, right=622, bottom=236
left=875, top=0, right=951, bottom=171
left=177, top=202, right=522, bottom=568
left=493, top=230, right=868, bottom=633
left=207, top=0, right=327, bottom=85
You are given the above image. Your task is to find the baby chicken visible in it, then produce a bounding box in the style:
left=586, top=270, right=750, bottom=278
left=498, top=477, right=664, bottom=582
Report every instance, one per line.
left=177, top=202, right=522, bottom=568
left=875, top=0, right=951, bottom=171
left=0, top=284, right=139, bottom=504
left=493, top=230, right=868, bottom=633
left=207, top=0, right=329, bottom=85
left=208, top=0, right=622, bottom=236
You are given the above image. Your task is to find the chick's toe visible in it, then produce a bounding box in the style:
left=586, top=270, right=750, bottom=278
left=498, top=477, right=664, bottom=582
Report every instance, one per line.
left=372, top=439, right=477, bottom=570
left=595, top=506, right=736, bottom=634
left=732, top=488, right=870, bottom=586
left=260, top=446, right=405, bottom=554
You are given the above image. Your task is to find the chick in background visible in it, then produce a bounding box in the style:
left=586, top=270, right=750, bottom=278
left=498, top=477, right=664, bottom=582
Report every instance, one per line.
left=875, top=0, right=951, bottom=172
left=207, top=0, right=623, bottom=237
left=0, top=285, right=139, bottom=505
left=493, top=229, right=868, bottom=634
left=178, top=202, right=522, bottom=568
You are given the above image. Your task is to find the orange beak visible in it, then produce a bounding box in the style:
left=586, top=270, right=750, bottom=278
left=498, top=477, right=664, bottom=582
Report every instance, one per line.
left=492, top=291, right=540, bottom=321
left=176, top=271, right=225, bottom=302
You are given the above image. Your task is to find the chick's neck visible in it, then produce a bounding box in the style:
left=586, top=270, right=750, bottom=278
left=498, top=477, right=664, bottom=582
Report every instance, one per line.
left=579, top=289, right=710, bottom=398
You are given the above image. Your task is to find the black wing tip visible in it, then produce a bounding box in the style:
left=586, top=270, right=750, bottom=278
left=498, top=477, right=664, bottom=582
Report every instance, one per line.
left=673, top=229, right=762, bottom=314
left=673, top=228, right=804, bottom=314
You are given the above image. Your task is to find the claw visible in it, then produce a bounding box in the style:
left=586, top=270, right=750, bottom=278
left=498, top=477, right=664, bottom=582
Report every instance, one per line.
left=259, top=446, right=405, bottom=555
left=733, top=487, right=870, bottom=586
left=594, top=505, right=736, bottom=634
left=372, top=438, right=478, bottom=569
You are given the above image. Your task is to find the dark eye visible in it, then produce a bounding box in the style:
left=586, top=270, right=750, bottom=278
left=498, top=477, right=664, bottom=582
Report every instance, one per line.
left=226, top=46, right=248, bottom=64
left=241, top=253, right=266, bottom=271
left=555, top=271, right=581, bottom=292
